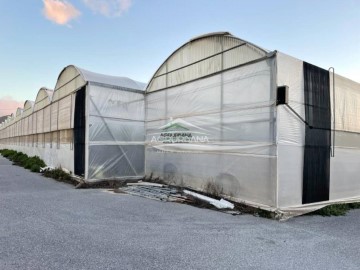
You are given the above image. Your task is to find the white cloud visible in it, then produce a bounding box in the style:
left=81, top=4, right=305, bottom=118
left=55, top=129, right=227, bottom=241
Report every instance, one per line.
left=82, top=0, right=132, bottom=17
left=43, top=0, right=81, bottom=25
left=0, top=96, right=24, bottom=117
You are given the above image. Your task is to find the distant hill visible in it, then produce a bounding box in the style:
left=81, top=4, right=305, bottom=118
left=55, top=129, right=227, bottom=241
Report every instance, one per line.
left=0, top=115, right=9, bottom=123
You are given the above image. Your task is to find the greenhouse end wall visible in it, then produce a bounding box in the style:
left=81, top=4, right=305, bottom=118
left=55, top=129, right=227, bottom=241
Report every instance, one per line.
left=87, top=83, right=145, bottom=181
left=145, top=57, right=278, bottom=207
left=276, top=52, right=360, bottom=210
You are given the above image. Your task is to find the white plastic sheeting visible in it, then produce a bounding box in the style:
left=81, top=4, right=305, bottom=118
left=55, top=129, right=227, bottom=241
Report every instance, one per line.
left=276, top=53, right=305, bottom=208
left=146, top=49, right=360, bottom=213
left=329, top=75, right=360, bottom=202
left=145, top=58, right=278, bottom=207
left=53, top=65, right=146, bottom=102
left=1, top=40, right=359, bottom=215
left=276, top=52, right=360, bottom=210
left=87, top=84, right=145, bottom=180
left=0, top=65, right=146, bottom=181
left=80, top=68, right=146, bottom=90
left=332, top=74, right=360, bottom=133
left=147, top=32, right=267, bottom=92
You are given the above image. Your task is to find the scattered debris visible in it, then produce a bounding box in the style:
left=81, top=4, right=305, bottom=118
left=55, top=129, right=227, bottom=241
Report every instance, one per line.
left=75, top=179, right=86, bottom=189
left=114, top=181, right=236, bottom=212
left=184, top=189, right=234, bottom=209
left=126, top=181, right=166, bottom=188
left=119, top=185, right=186, bottom=202
left=222, top=210, right=242, bottom=216
left=40, top=166, right=54, bottom=173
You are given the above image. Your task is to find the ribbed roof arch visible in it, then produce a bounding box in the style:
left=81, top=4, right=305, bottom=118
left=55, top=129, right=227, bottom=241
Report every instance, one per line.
left=33, top=87, right=53, bottom=112
left=15, top=108, right=23, bottom=122
left=22, top=100, right=35, bottom=118
left=53, top=65, right=146, bottom=102
left=146, top=32, right=269, bottom=92
left=5, top=113, right=14, bottom=126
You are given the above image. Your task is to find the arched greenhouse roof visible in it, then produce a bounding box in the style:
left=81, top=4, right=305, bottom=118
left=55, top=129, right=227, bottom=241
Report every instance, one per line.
left=22, top=100, right=35, bottom=118
left=5, top=114, right=15, bottom=126
left=15, top=108, right=23, bottom=122
left=53, top=65, right=146, bottom=102
left=146, top=31, right=271, bottom=92
left=33, top=87, right=53, bottom=112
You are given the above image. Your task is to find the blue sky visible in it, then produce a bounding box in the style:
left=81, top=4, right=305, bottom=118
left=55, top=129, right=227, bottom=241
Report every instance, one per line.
left=0, top=0, right=359, bottom=116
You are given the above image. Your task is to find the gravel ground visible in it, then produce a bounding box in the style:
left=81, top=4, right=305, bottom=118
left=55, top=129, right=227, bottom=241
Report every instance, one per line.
left=0, top=155, right=359, bottom=270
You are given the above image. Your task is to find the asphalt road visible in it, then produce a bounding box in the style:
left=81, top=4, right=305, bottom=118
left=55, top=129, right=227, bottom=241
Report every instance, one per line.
left=0, top=155, right=359, bottom=270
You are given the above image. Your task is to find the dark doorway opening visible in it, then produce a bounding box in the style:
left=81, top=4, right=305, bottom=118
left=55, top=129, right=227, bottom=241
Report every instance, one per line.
left=74, top=87, right=86, bottom=176
left=302, top=62, right=331, bottom=204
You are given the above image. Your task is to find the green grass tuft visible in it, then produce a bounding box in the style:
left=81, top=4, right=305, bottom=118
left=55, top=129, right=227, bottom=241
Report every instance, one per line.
left=1, top=149, right=46, bottom=173
left=311, top=203, right=360, bottom=216
left=43, top=168, right=72, bottom=181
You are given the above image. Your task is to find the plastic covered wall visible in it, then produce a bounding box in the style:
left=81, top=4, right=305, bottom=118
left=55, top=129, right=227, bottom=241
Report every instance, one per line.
left=330, top=74, right=360, bottom=201
left=87, top=83, right=145, bottom=180
left=277, top=52, right=360, bottom=210
left=145, top=58, right=278, bottom=207
left=0, top=90, right=76, bottom=173
left=276, top=53, right=303, bottom=208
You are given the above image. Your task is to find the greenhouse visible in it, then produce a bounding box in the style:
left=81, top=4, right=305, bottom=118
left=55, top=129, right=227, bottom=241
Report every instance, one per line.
left=1, top=32, right=360, bottom=215
left=0, top=65, right=146, bottom=180
left=145, top=32, right=360, bottom=214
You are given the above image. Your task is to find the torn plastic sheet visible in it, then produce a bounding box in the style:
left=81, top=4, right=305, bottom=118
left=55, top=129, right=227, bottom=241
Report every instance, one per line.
left=277, top=196, right=360, bottom=221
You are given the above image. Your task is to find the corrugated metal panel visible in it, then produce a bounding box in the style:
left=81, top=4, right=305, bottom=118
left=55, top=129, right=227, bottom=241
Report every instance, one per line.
left=60, top=129, right=73, bottom=144
left=223, top=44, right=264, bottom=70
left=148, top=76, right=167, bottom=93
left=70, top=93, right=75, bottom=128
left=167, top=54, right=222, bottom=87
left=28, top=115, right=33, bottom=135
left=33, top=112, right=37, bottom=134
left=18, top=120, right=22, bottom=136
left=45, top=132, right=51, bottom=144
left=24, top=116, right=29, bottom=135
left=18, top=121, right=22, bottom=136
left=50, top=102, right=58, bottom=131
left=166, top=36, right=222, bottom=72
left=58, top=95, right=72, bottom=130
left=37, top=109, right=44, bottom=134
left=43, top=106, right=51, bottom=132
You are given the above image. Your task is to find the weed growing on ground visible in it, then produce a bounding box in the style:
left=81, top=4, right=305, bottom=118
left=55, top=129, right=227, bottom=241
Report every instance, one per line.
left=43, top=167, right=72, bottom=181
left=203, top=180, right=223, bottom=197
left=0, top=149, right=46, bottom=172
left=309, top=203, right=360, bottom=216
